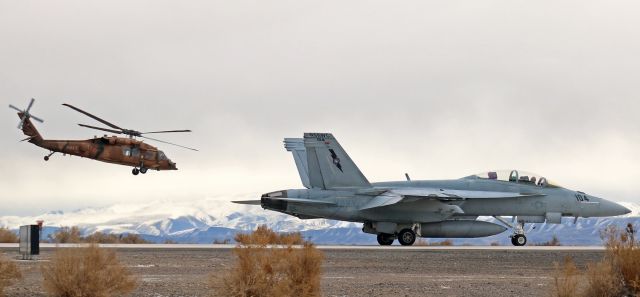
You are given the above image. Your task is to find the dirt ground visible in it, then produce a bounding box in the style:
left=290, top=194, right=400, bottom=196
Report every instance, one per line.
left=1, top=247, right=602, bottom=297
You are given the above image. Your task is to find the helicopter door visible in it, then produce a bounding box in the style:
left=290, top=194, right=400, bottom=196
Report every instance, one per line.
left=144, top=151, right=156, bottom=160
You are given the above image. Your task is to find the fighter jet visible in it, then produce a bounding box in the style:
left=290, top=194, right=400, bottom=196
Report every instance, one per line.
left=235, top=133, right=631, bottom=246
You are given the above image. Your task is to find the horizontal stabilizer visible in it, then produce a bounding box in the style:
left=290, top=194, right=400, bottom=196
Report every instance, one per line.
left=233, top=198, right=335, bottom=206
left=232, top=200, right=261, bottom=205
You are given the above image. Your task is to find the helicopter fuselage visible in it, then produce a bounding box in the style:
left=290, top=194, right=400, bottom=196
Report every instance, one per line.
left=32, top=136, right=177, bottom=171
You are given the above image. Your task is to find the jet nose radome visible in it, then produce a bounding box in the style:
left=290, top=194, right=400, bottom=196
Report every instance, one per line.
left=600, top=199, right=631, bottom=217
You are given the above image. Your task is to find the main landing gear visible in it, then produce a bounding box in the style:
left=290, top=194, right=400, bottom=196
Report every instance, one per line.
left=376, top=233, right=394, bottom=245
left=376, top=228, right=417, bottom=246
left=398, top=229, right=416, bottom=246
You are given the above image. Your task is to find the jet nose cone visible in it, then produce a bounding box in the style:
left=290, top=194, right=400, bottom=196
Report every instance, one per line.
left=601, top=200, right=631, bottom=217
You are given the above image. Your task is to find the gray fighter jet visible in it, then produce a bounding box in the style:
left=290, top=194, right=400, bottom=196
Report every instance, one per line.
left=235, top=133, right=631, bottom=246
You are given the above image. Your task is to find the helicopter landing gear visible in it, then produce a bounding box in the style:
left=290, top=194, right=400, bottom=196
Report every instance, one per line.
left=140, top=167, right=148, bottom=174
left=132, top=168, right=140, bottom=175
left=44, top=151, right=55, bottom=161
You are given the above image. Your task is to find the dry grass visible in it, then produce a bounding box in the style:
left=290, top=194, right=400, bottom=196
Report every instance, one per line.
left=0, top=228, right=18, bottom=244
left=50, top=228, right=150, bottom=244
left=602, top=224, right=640, bottom=294
left=42, top=245, right=137, bottom=297
left=552, top=257, right=580, bottom=297
left=583, top=260, right=622, bottom=297
left=49, top=226, right=83, bottom=243
left=210, top=225, right=323, bottom=297
left=0, top=254, right=22, bottom=297
left=551, top=224, right=640, bottom=297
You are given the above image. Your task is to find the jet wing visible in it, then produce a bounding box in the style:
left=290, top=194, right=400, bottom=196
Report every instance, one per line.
left=390, top=188, right=544, bottom=201
left=359, top=194, right=404, bottom=210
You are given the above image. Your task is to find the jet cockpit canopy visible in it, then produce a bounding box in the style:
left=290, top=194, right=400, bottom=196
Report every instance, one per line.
left=468, top=170, right=560, bottom=188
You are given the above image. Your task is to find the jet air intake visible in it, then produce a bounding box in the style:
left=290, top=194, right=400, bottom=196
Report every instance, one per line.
left=419, top=221, right=507, bottom=238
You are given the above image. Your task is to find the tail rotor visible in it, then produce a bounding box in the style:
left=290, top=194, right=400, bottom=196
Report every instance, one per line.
left=9, top=98, right=44, bottom=129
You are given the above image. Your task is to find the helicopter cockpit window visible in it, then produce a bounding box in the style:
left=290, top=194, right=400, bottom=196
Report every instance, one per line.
left=158, top=151, right=167, bottom=160
left=123, top=147, right=132, bottom=157
left=131, top=148, right=140, bottom=157
left=469, top=170, right=560, bottom=188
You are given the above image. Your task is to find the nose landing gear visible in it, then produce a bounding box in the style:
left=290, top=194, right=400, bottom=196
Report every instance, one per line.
left=510, top=220, right=527, bottom=246
left=511, top=234, right=527, bottom=246
left=494, top=216, right=528, bottom=246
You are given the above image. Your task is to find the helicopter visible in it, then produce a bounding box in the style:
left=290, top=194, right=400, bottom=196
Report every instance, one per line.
left=9, top=98, right=197, bottom=175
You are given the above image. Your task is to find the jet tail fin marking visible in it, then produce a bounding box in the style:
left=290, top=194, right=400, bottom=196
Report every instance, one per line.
left=304, top=133, right=371, bottom=189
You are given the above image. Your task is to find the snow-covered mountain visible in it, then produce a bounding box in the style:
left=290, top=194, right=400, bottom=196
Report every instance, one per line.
left=1, top=199, right=639, bottom=245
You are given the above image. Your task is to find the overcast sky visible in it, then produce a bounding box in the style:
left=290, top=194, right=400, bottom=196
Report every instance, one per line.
left=1, top=0, right=639, bottom=215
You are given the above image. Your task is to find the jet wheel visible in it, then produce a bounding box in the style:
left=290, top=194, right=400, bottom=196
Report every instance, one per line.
left=132, top=168, right=140, bottom=175
left=140, top=167, right=148, bottom=174
left=377, top=233, right=394, bottom=246
left=512, top=234, right=527, bottom=246
left=397, top=229, right=416, bottom=246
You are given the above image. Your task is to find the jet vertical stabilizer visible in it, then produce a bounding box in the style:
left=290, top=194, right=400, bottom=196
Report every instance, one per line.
left=284, top=138, right=310, bottom=188
left=304, top=133, right=370, bottom=189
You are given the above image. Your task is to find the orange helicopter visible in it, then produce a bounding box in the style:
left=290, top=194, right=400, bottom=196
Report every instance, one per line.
left=9, top=99, right=197, bottom=175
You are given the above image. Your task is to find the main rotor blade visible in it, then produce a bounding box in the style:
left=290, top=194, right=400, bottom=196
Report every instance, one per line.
left=9, top=105, right=22, bottom=112
left=141, top=130, right=192, bottom=134
left=141, top=136, right=198, bottom=151
left=78, top=124, right=123, bottom=135
left=26, top=98, right=35, bottom=113
left=30, top=114, right=44, bottom=123
left=62, top=103, right=123, bottom=130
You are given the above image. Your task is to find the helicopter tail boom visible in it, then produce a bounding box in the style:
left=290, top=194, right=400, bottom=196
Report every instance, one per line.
left=16, top=112, right=44, bottom=144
